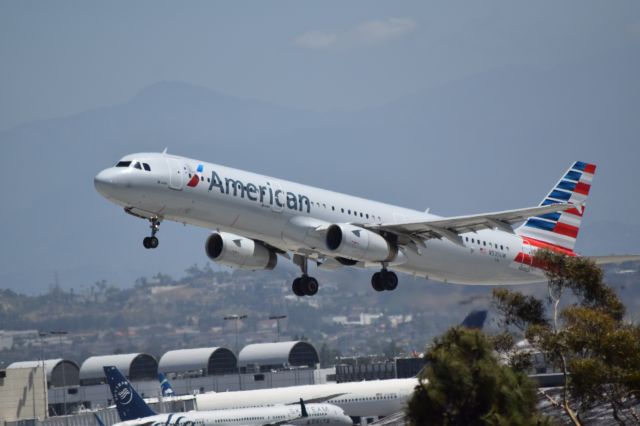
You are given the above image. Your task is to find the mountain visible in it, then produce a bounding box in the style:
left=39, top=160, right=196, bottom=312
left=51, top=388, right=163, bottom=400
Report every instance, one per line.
left=1, top=46, right=639, bottom=293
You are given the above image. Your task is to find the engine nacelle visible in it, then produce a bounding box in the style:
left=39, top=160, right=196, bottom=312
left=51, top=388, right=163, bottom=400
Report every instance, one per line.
left=205, top=232, right=277, bottom=270
left=325, top=223, right=398, bottom=263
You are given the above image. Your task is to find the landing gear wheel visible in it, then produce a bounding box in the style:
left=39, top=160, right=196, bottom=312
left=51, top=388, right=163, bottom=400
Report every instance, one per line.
left=372, top=270, right=399, bottom=291
left=383, top=270, right=398, bottom=291
left=371, top=272, right=385, bottom=292
left=149, top=236, right=159, bottom=249
left=292, top=278, right=305, bottom=296
left=143, top=217, right=161, bottom=249
left=303, top=276, right=319, bottom=296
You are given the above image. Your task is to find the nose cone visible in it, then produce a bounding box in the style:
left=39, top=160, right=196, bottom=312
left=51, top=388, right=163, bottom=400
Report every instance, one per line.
left=94, top=168, right=122, bottom=199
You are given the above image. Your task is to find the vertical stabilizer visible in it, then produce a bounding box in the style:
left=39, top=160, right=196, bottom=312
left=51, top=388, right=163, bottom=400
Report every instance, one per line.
left=516, top=161, right=596, bottom=252
left=103, top=366, right=156, bottom=421
left=158, top=372, right=175, bottom=397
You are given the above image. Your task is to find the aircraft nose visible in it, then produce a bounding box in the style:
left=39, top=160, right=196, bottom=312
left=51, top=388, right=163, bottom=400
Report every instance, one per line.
left=94, top=168, right=119, bottom=197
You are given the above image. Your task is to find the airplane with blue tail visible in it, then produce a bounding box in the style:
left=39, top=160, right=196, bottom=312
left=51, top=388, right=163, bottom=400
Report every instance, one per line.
left=103, top=366, right=352, bottom=426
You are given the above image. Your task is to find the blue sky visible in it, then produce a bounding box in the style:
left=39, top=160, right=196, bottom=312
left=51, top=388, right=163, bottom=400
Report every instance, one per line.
left=2, top=1, right=639, bottom=130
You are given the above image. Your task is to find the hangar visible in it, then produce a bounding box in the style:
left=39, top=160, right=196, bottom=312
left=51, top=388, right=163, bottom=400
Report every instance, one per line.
left=7, top=359, right=79, bottom=388
left=79, top=353, right=157, bottom=385
left=159, top=347, right=237, bottom=377
left=238, top=341, right=319, bottom=372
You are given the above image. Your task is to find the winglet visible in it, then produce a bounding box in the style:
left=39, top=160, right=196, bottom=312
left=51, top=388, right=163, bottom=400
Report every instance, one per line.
left=162, top=147, right=168, bottom=154
left=299, top=398, right=309, bottom=418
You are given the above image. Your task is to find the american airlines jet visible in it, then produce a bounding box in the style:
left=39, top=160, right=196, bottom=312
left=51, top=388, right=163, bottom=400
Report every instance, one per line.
left=95, top=153, right=638, bottom=296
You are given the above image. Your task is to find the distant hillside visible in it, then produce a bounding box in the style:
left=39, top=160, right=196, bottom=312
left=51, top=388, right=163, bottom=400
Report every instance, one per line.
left=0, top=262, right=638, bottom=366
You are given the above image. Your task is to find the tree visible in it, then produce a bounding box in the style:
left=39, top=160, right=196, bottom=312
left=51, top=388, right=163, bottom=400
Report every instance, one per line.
left=492, top=250, right=640, bottom=425
left=406, top=327, right=542, bottom=426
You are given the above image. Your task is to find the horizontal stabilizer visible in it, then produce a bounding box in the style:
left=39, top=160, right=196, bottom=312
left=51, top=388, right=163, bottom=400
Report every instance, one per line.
left=586, top=255, right=640, bottom=265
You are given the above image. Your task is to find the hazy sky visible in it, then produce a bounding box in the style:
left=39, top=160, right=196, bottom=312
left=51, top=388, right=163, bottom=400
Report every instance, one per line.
left=2, top=1, right=640, bottom=130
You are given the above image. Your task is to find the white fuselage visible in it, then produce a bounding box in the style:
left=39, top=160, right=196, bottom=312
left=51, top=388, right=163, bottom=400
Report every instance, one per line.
left=95, top=152, right=545, bottom=285
left=194, top=378, right=419, bottom=418
left=113, top=402, right=351, bottom=426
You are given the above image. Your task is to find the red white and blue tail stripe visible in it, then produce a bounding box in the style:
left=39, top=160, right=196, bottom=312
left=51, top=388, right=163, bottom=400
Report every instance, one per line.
left=516, top=161, right=596, bottom=252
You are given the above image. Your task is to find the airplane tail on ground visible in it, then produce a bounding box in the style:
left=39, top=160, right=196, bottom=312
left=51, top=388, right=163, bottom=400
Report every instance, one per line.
left=516, top=161, right=596, bottom=253
left=158, top=372, right=175, bottom=397
left=103, top=366, right=156, bottom=421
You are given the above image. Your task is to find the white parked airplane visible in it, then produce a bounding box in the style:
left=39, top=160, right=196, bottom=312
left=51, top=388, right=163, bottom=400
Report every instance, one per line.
left=193, top=378, right=418, bottom=418
left=104, top=366, right=352, bottom=426
left=95, top=153, right=638, bottom=295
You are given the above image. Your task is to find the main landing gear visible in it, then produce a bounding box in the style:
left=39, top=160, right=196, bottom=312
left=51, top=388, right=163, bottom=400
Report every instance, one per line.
left=142, top=217, right=161, bottom=249
left=371, top=268, right=398, bottom=292
left=292, top=255, right=319, bottom=296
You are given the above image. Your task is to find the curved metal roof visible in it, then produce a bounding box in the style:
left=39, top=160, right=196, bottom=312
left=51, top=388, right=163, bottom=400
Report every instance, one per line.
left=238, top=341, right=319, bottom=368
left=79, top=353, right=157, bottom=383
left=7, top=359, right=80, bottom=387
left=159, top=347, right=237, bottom=375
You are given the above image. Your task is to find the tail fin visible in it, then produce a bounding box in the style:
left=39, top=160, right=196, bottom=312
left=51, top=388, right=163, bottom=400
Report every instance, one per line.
left=158, top=372, right=175, bottom=397
left=92, top=413, right=106, bottom=426
left=103, top=366, right=156, bottom=421
left=299, top=398, right=309, bottom=418
left=516, top=161, right=596, bottom=252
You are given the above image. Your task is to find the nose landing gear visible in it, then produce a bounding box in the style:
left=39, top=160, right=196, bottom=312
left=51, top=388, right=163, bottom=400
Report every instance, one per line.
left=142, top=217, right=161, bottom=249
left=371, top=268, right=398, bottom=291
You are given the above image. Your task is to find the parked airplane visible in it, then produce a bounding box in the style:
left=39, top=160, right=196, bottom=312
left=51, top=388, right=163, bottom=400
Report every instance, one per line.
left=95, top=153, right=639, bottom=295
left=104, top=366, right=352, bottom=426
left=194, top=378, right=418, bottom=418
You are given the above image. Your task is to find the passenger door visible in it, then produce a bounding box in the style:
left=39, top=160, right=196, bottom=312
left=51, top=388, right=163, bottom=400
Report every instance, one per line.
left=166, top=158, right=184, bottom=190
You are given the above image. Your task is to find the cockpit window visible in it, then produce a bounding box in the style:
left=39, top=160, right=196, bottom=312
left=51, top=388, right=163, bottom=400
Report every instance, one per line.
left=133, top=162, right=143, bottom=170
left=143, top=163, right=151, bottom=171
left=116, top=161, right=131, bottom=168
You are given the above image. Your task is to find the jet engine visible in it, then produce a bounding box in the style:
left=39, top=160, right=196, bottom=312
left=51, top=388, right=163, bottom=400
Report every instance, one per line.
left=205, top=232, right=277, bottom=270
left=325, top=224, right=398, bottom=263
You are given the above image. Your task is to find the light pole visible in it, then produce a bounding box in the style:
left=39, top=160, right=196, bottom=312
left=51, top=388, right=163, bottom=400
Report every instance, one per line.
left=223, top=315, right=247, bottom=355
left=268, top=315, right=286, bottom=342
left=50, top=330, right=67, bottom=421
left=37, top=331, right=49, bottom=420
left=223, top=315, right=247, bottom=391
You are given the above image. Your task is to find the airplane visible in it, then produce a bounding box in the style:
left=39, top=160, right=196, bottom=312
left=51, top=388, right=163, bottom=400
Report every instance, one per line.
left=193, top=377, right=418, bottom=419
left=94, top=153, right=639, bottom=296
left=104, top=366, right=352, bottom=426
left=158, top=372, right=175, bottom=397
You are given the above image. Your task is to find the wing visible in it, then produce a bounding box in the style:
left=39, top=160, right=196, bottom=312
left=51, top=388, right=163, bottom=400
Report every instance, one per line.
left=364, top=203, right=577, bottom=246
left=586, top=255, right=640, bottom=265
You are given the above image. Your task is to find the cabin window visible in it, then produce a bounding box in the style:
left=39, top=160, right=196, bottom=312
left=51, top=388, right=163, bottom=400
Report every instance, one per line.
left=366, top=214, right=369, bottom=219
left=332, top=206, right=335, bottom=211
left=341, top=208, right=344, bottom=213
left=348, top=210, right=351, bottom=214
left=483, top=241, right=486, bottom=246
left=500, top=245, right=504, bottom=250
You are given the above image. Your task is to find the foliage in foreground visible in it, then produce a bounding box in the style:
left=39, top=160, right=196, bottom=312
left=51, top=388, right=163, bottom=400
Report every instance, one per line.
left=493, top=250, right=640, bottom=425
left=406, top=327, right=543, bottom=426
